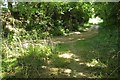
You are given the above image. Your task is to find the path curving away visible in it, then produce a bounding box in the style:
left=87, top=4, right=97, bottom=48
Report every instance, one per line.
left=51, top=30, right=98, bottom=44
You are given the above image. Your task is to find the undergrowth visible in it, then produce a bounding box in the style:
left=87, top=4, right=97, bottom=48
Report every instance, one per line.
left=1, top=26, right=119, bottom=78
left=1, top=36, right=56, bottom=78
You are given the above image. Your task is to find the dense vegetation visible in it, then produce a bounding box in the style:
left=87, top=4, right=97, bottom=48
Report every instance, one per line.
left=2, top=2, right=92, bottom=38
left=93, top=3, right=119, bottom=77
left=1, top=2, right=119, bottom=78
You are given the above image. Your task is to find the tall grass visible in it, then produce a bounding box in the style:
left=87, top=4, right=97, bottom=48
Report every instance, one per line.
left=1, top=36, right=56, bottom=78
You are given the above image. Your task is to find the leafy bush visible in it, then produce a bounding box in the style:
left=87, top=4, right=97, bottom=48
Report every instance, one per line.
left=1, top=2, right=93, bottom=38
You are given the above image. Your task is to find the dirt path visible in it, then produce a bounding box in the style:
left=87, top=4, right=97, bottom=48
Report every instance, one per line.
left=4, top=30, right=101, bottom=78
left=51, top=30, right=98, bottom=44
left=42, top=30, right=101, bottom=78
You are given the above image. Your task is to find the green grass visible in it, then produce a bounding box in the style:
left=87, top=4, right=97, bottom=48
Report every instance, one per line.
left=1, top=29, right=118, bottom=78
left=54, top=31, right=118, bottom=78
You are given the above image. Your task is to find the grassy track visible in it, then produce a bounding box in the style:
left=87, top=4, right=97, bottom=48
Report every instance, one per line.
left=51, top=30, right=107, bottom=78
left=2, top=30, right=118, bottom=78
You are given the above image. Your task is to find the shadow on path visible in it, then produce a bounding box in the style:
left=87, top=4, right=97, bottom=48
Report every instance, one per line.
left=3, top=30, right=108, bottom=78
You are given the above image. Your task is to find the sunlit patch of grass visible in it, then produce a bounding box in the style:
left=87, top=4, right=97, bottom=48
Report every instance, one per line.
left=86, top=59, right=107, bottom=68
left=47, top=67, right=73, bottom=78
left=73, top=71, right=87, bottom=78
left=58, top=53, right=73, bottom=59
left=58, top=51, right=76, bottom=59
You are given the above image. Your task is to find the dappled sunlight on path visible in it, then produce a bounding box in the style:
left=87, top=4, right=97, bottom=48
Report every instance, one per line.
left=51, top=30, right=98, bottom=44
left=43, top=30, right=107, bottom=78
left=3, top=30, right=107, bottom=78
